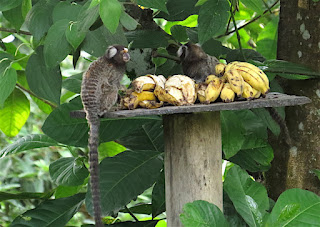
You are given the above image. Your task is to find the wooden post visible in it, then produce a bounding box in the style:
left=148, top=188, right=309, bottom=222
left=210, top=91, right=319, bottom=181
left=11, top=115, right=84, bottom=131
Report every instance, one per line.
left=163, top=112, right=222, bottom=227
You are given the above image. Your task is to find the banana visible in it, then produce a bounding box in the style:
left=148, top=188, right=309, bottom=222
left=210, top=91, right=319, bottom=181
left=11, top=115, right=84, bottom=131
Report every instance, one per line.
left=237, top=69, right=269, bottom=95
left=215, top=63, right=226, bottom=76
left=132, top=76, right=156, bottom=93
left=196, top=83, right=207, bottom=104
left=204, top=76, right=224, bottom=104
left=139, top=100, right=164, bottom=109
left=122, top=91, right=156, bottom=110
left=253, top=88, right=261, bottom=99
left=225, top=69, right=244, bottom=97
left=242, top=81, right=254, bottom=100
left=224, top=61, right=238, bottom=73
left=233, top=62, right=269, bottom=88
left=220, top=83, right=235, bottom=103
left=205, top=74, right=226, bottom=84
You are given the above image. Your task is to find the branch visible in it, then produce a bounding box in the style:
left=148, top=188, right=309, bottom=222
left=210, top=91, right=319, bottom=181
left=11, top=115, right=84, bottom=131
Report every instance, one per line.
left=217, top=0, right=280, bottom=39
left=16, top=84, right=57, bottom=109
left=152, top=51, right=180, bottom=62
left=0, top=27, right=32, bottom=36
left=124, top=205, right=139, bottom=222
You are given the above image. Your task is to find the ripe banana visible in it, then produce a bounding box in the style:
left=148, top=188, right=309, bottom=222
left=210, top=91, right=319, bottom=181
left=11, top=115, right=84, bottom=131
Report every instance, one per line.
left=234, top=62, right=269, bottom=88
left=139, top=100, right=163, bottom=109
left=252, top=88, right=261, bottom=99
left=220, top=83, right=235, bottom=103
left=242, top=81, right=254, bottom=100
left=122, top=91, right=156, bottom=110
left=225, top=69, right=244, bottom=97
left=204, top=76, right=224, bottom=104
left=132, top=76, right=156, bottom=93
left=215, top=63, right=226, bottom=77
left=196, top=83, right=207, bottom=104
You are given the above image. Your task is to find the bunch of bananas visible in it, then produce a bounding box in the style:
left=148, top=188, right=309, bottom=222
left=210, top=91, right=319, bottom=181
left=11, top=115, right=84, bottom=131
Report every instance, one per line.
left=121, top=74, right=196, bottom=109
left=121, top=61, right=269, bottom=109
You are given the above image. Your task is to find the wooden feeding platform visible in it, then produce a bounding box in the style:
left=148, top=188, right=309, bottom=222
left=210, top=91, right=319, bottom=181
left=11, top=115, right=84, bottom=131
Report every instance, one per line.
left=71, top=92, right=311, bottom=227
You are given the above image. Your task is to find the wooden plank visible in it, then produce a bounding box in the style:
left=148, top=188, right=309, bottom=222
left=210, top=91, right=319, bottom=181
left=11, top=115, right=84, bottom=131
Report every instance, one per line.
left=163, top=112, right=222, bottom=227
left=70, top=93, right=311, bottom=119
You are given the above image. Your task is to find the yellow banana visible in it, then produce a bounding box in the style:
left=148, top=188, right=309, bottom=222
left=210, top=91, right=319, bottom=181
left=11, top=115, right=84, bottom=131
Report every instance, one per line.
left=204, top=78, right=224, bottom=104
left=215, top=63, right=226, bottom=76
left=225, top=69, right=244, bottom=97
left=205, top=75, right=226, bottom=84
left=220, top=83, right=235, bottom=103
left=237, top=69, right=269, bottom=95
left=132, top=76, right=156, bottom=93
left=196, top=83, right=207, bottom=103
left=139, top=100, right=164, bottom=109
left=252, top=87, right=261, bottom=99
left=242, top=81, right=254, bottom=100
left=224, top=61, right=238, bottom=73
left=122, top=91, right=156, bottom=110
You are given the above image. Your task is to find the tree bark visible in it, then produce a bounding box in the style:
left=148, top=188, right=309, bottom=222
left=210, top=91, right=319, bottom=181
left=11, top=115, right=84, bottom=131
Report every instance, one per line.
left=266, top=0, right=320, bottom=200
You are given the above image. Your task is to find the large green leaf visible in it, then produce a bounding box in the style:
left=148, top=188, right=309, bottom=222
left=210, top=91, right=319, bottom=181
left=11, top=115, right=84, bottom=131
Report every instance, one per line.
left=265, top=188, right=320, bottom=227
left=77, top=2, right=100, bottom=33
left=126, top=30, right=168, bottom=49
left=198, top=0, right=230, bottom=44
left=52, top=1, right=82, bottom=23
left=264, top=60, right=320, bottom=78
left=137, top=0, right=168, bottom=14
left=0, top=0, right=22, bottom=11
left=49, top=157, right=89, bottom=186
left=152, top=170, right=165, bottom=218
left=42, top=97, right=160, bottom=147
left=180, top=200, right=230, bottom=227
left=11, top=193, right=85, bottom=226
left=241, top=0, right=264, bottom=14
left=99, top=0, right=122, bottom=34
left=126, top=49, right=155, bottom=78
left=159, top=0, right=198, bottom=21
left=62, top=73, right=83, bottom=94
left=86, top=150, right=163, bottom=216
left=26, top=46, right=62, bottom=105
left=252, top=108, right=280, bottom=136
left=82, top=25, right=127, bottom=57
left=118, top=119, right=164, bottom=152
left=2, top=4, right=24, bottom=31
left=0, top=191, right=47, bottom=202
left=171, top=25, right=189, bottom=43
left=0, top=67, right=17, bottom=108
left=0, top=88, right=30, bottom=137
left=221, top=111, right=245, bottom=159
left=229, top=145, right=274, bottom=172
left=226, top=49, right=266, bottom=63
left=224, top=165, right=269, bottom=227
left=120, top=11, right=139, bottom=31
left=44, top=19, right=73, bottom=68
left=0, top=134, right=60, bottom=158
left=202, top=39, right=232, bottom=58
left=25, top=0, right=57, bottom=41
left=0, top=52, right=13, bottom=76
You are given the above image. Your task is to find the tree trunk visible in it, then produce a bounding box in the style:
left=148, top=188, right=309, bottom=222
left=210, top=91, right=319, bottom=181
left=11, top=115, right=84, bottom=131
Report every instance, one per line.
left=266, top=0, right=320, bottom=200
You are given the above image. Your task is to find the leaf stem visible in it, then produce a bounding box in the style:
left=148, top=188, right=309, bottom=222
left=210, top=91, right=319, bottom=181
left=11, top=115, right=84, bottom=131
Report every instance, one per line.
left=125, top=205, right=139, bottom=222
left=0, top=27, right=32, bottom=36
left=16, top=83, right=57, bottom=109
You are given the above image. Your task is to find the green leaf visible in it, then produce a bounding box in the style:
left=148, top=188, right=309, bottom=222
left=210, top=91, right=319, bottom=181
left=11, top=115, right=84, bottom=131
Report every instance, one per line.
left=264, top=60, right=320, bottom=78
left=52, top=1, right=82, bottom=23
left=226, top=49, right=266, bottom=63
left=62, top=73, right=83, bottom=94
left=265, top=189, right=320, bottom=226
left=77, top=3, right=100, bottom=33
left=26, top=46, right=62, bottom=105
left=99, top=0, right=122, bottom=34
left=42, top=97, right=161, bottom=147
left=120, top=11, right=139, bottom=31
left=55, top=185, right=82, bottom=199
left=229, top=145, right=274, bottom=172
left=0, top=191, right=47, bottom=202
left=0, top=52, right=14, bottom=76
left=195, top=0, right=209, bottom=6
left=25, top=0, right=57, bottom=41
left=0, top=134, right=60, bottom=158
left=118, top=120, right=164, bottom=152
left=252, top=108, right=280, bottom=136
left=137, top=0, right=168, bottom=14
left=98, top=141, right=126, bottom=159
left=0, top=67, right=17, bottom=108
left=21, top=0, right=32, bottom=19
left=44, top=19, right=73, bottom=68
left=221, top=111, right=245, bottom=159
left=198, top=0, right=230, bottom=44
left=171, top=25, right=188, bottom=43
left=11, top=193, right=85, bottom=226
left=152, top=170, right=165, bottom=218
left=66, top=22, right=87, bottom=50
left=224, top=165, right=269, bottom=227
left=82, top=25, right=127, bottom=57
left=120, top=204, right=153, bottom=215
left=126, top=48, right=155, bottom=77
left=126, top=30, right=168, bottom=49
left=202, top=39, right=232, bottom=58
left=0, top=88, right=30, bottom=137
left=86, top=150, right=163, bottom=216
left=241, top=0, right=264, bottom=14
left=180, top=200, right=230, bottom=227
left=160, top=0, right=198, bottom=21
left=2, top=4, right=24, bottom=31
left=49, top=157, right=89, bottom=186
left=0, top=0, right=22, bottom=11
left=312, top=169, right=320, bottom=180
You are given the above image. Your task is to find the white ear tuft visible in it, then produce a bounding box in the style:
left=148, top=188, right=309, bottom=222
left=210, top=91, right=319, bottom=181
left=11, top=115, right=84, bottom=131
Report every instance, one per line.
left=177, top=45, right=186, bottom=57
left=195, top=43, right=201, bottom=47
left=106, top=46, right=118, bottom=59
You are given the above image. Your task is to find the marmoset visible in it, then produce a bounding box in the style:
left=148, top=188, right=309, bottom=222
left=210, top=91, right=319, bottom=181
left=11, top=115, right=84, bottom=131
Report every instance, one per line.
left=177, top=42, right=220, bottom=83
left=81, top=45, right=130, bottom=227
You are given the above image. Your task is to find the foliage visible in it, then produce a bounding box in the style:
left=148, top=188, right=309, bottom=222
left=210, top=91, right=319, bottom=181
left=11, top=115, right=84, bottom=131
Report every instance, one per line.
left=0, top=0, right=319, bottom=226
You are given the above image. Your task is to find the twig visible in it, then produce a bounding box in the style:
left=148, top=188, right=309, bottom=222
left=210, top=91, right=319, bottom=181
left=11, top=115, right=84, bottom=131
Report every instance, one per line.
left=16, top=83, right=57, bottom=109
left=217, top=0, right=280, bottom=38
left=261, top=0, right=272, bottom=14
left=152, top=51, right=180, bottom=62
left=0, top=27, right=32, bottom=36
left=124, top=205, right=139, bottom=222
